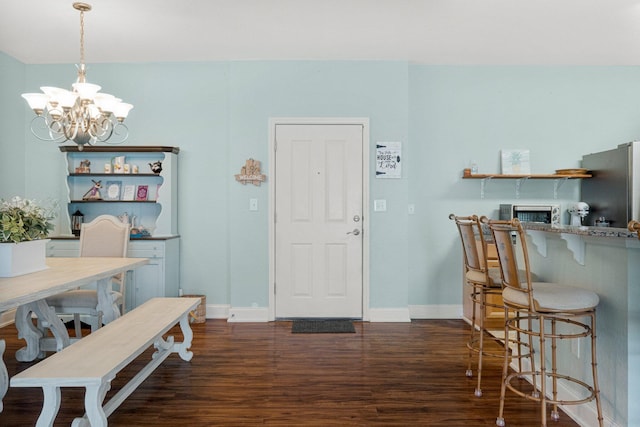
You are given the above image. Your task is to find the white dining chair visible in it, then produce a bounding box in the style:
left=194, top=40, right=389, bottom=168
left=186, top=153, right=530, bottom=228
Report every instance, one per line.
left=46, top=214, right=130, bottom=337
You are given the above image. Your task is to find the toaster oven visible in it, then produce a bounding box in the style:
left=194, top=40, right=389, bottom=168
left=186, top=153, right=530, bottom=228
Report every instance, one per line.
left=499, top=204, right=560, bottom=226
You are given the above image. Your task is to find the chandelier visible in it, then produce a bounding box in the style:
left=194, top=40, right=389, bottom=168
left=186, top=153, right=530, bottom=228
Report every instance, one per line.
left=21, top=2, right=133, bottom=151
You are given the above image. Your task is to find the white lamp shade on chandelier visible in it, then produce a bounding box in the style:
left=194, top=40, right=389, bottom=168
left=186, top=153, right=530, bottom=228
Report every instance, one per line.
left=22, top=3, right=133, bottom=151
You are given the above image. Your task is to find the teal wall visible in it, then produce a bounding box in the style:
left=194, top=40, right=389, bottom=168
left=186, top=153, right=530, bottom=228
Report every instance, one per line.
left=408, top=65, right=640, bottom=307
left=0, top=52, right=26, bottom=199
left=3, top=56, right=640, bottom=315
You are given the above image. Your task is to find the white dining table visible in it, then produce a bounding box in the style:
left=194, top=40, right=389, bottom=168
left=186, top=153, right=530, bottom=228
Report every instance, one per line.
left=0, top=256, right=148, bottom=412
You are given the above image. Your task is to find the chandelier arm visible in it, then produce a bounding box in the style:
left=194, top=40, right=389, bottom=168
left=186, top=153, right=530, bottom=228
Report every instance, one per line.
left=102, top=122, right=129, bottom=145
left=27, top=116, right=68, bottom=143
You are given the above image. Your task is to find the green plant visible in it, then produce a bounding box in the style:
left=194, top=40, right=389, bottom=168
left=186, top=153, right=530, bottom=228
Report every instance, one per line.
left=0, top=196, right=57, bottom=243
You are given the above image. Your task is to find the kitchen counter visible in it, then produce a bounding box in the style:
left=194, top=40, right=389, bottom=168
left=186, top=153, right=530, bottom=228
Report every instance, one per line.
left=522, top=222, right=638, bottom=239
left=516, top=222, right=639, bottom=427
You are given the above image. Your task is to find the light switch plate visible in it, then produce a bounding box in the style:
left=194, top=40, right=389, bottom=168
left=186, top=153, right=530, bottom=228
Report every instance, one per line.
left=374, top=199, right=387, bottom=212
left=249, top=198, right=258, bottom=211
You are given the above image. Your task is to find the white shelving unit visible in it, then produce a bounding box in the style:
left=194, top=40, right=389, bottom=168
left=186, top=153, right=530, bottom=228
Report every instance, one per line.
left=60, top=146, right=179, bottom=236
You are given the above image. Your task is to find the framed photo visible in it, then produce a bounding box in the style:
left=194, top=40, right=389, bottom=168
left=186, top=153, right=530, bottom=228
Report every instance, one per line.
left=122, top=184, right=136, bottom=201
left=501, top=149, right=531, bottom=174
left=104, top=181, right=122, bottom=201
left=136, top=185, right=149, bottom=201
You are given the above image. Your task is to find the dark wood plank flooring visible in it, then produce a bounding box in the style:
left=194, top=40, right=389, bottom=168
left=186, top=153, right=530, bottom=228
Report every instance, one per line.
left=0, top=319, right=580, bottom=426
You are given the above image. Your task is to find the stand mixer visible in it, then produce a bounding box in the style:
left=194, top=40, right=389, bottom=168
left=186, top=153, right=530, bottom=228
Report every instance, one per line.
left=568, top=202, right=589, bottom=226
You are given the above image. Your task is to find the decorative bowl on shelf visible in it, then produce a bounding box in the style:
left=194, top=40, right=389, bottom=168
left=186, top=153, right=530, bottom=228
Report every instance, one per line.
left=555, top=168, right=588, bottom=175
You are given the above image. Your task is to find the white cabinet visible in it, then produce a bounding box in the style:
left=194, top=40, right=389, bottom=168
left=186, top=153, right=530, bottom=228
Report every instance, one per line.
left=46, top=237, right=180, bottom=311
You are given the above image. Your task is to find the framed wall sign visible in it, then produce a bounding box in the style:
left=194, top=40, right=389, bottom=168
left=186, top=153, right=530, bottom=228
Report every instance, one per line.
left=376, top=142, right=402, bottom=179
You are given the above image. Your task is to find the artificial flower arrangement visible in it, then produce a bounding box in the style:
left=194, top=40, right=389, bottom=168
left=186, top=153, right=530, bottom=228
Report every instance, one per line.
left=0, top=196, right=57, bottom=243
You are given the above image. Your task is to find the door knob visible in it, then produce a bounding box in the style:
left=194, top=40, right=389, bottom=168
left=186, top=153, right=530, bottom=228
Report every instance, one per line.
left=347, top=229, right=360, bottom=236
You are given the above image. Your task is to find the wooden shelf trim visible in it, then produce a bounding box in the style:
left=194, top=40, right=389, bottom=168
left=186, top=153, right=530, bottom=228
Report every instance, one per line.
left=59, top=146, right=180, bottom=154
left=463, top=173, right=591, bottom=179
left=69, top=173, right=160, bottom=177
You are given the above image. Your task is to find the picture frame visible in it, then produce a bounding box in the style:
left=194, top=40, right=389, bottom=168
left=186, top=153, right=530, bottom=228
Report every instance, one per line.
left=104, top=180, right=122, bottom=201
left=136, top=185, right=149, bottom=201
left=501, top=149, right=531, bottom=174
left=122, top=184, right=136, bottom=201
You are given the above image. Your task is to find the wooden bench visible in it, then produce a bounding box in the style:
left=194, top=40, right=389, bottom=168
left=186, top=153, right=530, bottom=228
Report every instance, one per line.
left=11, top=297, right=201, bottom=427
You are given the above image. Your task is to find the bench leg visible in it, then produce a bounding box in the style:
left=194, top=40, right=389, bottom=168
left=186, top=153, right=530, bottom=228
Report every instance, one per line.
left=35, top=385, right=61, bottom=427
left=72, top=381, right=111, bottom=427
left=175, top=314, right=194, bottom=361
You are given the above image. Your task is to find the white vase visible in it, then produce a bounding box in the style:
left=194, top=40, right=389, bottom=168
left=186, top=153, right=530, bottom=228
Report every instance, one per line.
left=0, top=239, right=50, bottom=277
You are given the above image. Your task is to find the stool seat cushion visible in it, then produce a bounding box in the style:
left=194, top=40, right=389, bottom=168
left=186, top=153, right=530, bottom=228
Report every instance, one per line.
left=466, top=269, right=497, bottom=287
left=503, top=282, right=599, bottom=311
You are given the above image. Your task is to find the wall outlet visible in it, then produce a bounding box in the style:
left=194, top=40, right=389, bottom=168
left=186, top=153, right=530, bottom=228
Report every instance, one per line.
left=374, top=199, right=387, bottom=212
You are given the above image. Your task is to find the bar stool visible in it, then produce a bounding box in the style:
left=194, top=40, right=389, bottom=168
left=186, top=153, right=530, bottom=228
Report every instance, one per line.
left=449, top=214, right=511, bottom=397
left=483, top=217, right=603, bottom=427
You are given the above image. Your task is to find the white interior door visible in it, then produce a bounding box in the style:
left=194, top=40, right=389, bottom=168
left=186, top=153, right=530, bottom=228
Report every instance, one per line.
left=274, top=124, right=364, bottom=319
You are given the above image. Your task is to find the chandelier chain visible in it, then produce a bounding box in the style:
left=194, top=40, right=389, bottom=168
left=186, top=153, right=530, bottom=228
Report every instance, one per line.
left=79, top=9, right=85, bottom=67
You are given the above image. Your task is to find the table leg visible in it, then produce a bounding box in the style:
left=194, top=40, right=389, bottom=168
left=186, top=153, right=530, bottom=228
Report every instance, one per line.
left=0, top=339, right=7, bottom=412
left=15, top=300, right=70, bottom=362
left=95, top=277, right=120, bottom=324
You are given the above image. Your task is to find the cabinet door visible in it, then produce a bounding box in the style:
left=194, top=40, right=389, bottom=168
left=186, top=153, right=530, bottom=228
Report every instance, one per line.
left=46, top=240, right=80, bottom=257
left=129, top=259, right=164, bottom=309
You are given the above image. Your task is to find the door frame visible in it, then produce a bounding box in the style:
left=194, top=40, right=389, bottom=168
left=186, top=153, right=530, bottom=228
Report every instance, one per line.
left=268, top=117, right=370, bottom=321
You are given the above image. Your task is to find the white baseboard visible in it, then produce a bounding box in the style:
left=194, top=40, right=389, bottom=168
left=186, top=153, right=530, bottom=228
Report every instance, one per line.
left=227, top=306, right=270, bottom=322
left=408, top=304, right=462, bottom=319
left=207, top=304, right=463, bottom=323
left=368, top=307, right=411, bottom=322
left=205, top=304, right=230, bottom=319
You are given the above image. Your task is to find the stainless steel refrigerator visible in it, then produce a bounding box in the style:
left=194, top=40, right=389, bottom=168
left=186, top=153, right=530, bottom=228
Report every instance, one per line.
left=581, top=141, right=640, bottom=227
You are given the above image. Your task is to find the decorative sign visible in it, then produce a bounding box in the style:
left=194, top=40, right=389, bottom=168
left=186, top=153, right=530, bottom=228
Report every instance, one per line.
left=376, top=142, right=402, bottom=178
left=235, top=158, right=267, bottom=186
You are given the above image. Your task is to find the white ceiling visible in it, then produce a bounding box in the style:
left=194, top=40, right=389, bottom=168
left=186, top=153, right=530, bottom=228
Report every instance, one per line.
left=2, top=0, right=640, bottom=65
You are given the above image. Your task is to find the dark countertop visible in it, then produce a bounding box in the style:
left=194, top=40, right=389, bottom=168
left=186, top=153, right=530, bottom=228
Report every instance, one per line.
left=521, top=222, right=637, bottom=239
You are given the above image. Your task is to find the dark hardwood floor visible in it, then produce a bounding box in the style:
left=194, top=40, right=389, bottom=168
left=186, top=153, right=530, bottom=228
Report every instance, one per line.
left=0, top=319, right=580, bottom=426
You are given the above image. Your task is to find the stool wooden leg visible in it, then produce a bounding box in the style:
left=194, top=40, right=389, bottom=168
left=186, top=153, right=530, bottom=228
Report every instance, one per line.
left=539, top=315, right=547, bottom=427
left=466, top=287, right=477, bottom=379
left=496, top=307, right=509, bottom=427
left=550, top=318, right=560, bottom=422
left=591, top=312, right=604, bottom=427
left=475, top=290, right=486, bottom=397
left=527, top=315, right=539, bottom=398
